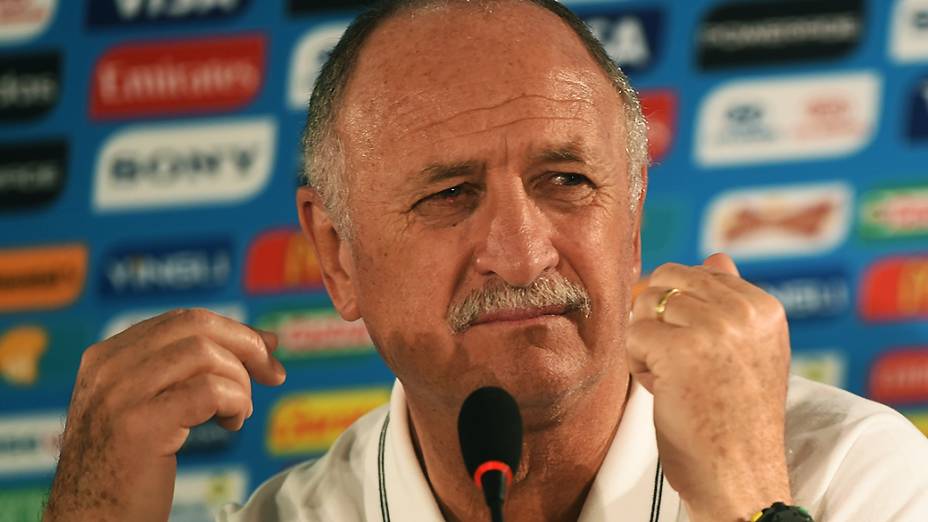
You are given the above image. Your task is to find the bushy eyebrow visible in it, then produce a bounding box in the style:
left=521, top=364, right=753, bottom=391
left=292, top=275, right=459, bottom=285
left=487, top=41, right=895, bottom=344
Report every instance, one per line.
left=530, top=141, right=588, bottom=165
left=410, top=140, right=589, bottom=189
left=418, top=160, right=484, bottom=185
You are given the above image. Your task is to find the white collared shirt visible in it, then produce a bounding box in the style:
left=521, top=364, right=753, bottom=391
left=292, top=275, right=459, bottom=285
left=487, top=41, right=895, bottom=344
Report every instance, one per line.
left=218, top=376, right=928, bottom=521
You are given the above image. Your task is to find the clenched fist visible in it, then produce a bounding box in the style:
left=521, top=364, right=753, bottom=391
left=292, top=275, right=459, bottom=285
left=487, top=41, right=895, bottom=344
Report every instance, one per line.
left=44, top=308, right=287, bottom=522
left=627, top=253, right=792, bottom=522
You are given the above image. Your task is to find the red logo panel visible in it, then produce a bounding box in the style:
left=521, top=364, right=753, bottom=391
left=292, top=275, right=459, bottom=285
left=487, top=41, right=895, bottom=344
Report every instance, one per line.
left=244, top=229, right=324, bottom=295
left=640, top=90, right=677, bottom=163
left=869, top=348, right=928, bottom=405
left=859, top=256, right=928, bottom=321
left=90, top=34, right=265, bottom=119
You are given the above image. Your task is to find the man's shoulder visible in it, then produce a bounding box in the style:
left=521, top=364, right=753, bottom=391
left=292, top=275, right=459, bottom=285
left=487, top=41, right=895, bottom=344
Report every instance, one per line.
left=784, top=375, right=928, bottom=520
left=217, top=403, right=390, bottom=522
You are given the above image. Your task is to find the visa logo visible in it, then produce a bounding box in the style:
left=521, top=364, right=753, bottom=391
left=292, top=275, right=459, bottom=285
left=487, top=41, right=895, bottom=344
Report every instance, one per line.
left=87, top=0, right=250, bottom=27
left=101, top=239, right=232, bottom=298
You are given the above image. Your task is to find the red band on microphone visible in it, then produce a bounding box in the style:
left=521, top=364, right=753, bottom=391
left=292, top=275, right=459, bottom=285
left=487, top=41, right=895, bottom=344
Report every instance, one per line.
left=473, top=460, right=513, bottom=490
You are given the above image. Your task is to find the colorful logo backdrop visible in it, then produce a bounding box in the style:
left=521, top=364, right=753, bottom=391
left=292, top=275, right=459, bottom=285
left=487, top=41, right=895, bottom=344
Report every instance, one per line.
left=1, top=0, right=927, bottom=519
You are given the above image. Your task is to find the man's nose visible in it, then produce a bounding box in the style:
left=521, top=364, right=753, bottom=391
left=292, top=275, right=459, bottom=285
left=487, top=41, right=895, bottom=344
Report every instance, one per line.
left=473, top=186, right=559, bottom=287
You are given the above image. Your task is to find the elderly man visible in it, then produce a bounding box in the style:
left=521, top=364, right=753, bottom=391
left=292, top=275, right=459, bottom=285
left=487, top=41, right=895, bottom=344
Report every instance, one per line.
left=44, top=1, right=928, bottom=521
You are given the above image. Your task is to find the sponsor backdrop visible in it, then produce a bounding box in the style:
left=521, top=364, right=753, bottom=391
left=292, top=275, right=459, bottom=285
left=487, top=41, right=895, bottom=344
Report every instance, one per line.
left=0, top=0, right=927, bottom=518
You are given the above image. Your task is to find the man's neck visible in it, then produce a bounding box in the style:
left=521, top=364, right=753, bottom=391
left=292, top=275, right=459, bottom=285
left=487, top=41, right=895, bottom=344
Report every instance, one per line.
left=405, top=372, right=630, bottom=522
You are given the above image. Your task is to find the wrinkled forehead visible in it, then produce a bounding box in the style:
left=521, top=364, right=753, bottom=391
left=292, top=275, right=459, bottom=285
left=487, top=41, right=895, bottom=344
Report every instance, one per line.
left=336, top=2, right=622, bottom=153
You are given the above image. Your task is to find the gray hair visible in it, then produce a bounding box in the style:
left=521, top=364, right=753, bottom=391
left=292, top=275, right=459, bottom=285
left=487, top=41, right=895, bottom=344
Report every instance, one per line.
left=301, top=0, right=649, bottom=237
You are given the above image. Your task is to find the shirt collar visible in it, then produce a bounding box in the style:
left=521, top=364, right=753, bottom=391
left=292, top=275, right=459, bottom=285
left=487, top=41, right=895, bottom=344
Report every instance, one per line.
left=367, top=379, right=679, bottom=522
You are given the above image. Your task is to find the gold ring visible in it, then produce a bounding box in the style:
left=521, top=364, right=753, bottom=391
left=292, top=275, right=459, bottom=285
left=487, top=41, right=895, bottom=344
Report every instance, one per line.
left=655, top=288, right=681, bottom=322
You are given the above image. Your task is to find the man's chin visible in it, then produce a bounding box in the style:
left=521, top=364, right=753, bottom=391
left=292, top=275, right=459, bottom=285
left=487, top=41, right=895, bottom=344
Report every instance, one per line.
left=450, top=338, right=603, bottom=430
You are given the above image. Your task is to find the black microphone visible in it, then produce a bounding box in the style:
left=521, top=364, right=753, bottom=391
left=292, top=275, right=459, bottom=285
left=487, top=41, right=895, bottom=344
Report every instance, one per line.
left=457, top=386, right=523, bottom=522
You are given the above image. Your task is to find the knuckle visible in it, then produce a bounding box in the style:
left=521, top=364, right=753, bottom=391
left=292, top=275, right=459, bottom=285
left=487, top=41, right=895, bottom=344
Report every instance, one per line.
left=178, top=307, right=215, bottom=326
left=79, top=343, right=102, bottom=369
left=652, top=262, right=683, bottom=280
left=201, top=374, right=226, bottom=398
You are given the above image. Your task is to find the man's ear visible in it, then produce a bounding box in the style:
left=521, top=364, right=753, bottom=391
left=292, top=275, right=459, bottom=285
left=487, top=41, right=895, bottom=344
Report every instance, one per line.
left=629, top=165, right=649, bottom=281
left=296, top=186, right=361, bottom=321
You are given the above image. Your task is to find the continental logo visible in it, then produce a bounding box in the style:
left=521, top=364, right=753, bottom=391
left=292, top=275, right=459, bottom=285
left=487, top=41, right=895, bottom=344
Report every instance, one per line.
left=697, top=0, right=863, bottom=70
left=869, top=348, right=928, bottom=404
left=0, top=51, right=61, bottom=122
left=580, top=7, right=664, bottom=74
left=267, top=387, right=390, bottom=456
left=751, top=271, right=849, bottom=320
left=288, top=21, right=349, bottom=110
left=0, top=412, right=62, bottom=475
left=640, top=90, right=676, bottom=163
left=908, top=75, right=928, bottom=141
left=0, top=244, right=86, bottom=312
left=0, top=0, right=56, bottom=44
left=244, top=229, right=323, bottom=295
left=860, top=183, right=928, bottom=239
left=101, top=302, right=244, bottom=340
left=860, top=256, right=928, bottom=322
left=100, top=239, right=233, bottom=299
left=0, top=139, right=67, bottom=212
left=0, top=325, right=46, bottom=387
left=93, top=116, right=275, bottom=211
left=91, top=34, right=265, bottom=120
left=891, top=0, right=928, bottom=63
left=86, top=0, right=249, bottom=28
left=256, top=308, right=373, bottom=362
left=695, top=72, right=879, bottom=167
left=701, top=182, right=852, bottom=260
left=171, top=467, right=247, bottom=518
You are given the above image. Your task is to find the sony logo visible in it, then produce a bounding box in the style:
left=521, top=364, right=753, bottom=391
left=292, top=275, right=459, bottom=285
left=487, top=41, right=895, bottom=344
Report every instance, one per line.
left=93, top=117, right=275, bottom=211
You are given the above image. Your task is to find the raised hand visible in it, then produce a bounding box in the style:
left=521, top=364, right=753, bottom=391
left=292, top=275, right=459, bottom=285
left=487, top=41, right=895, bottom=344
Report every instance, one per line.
left=44, top=308, right=286, bottom=522
left=627, top=253, right=792, bottom=522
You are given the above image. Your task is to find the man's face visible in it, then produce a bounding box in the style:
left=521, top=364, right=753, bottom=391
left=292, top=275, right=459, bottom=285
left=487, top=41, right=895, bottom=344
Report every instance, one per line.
left=312, top=2, right=643, bottom=421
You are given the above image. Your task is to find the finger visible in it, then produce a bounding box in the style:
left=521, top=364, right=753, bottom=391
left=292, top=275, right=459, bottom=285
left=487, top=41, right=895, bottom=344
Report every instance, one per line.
left=253, top=328, right=279, bottom=353
left=113, top=308, right=285, bottom=387
left=702, top=252, right=740, bottom=277
left=126, top=335, right=252, bottom=401
left=649, top=262, right=744, bottom=303
left=153, top=374, right=252, bottom=432
left=632, top=286, right=713, bottom=327
left=625, top=318, right=683, bottom=379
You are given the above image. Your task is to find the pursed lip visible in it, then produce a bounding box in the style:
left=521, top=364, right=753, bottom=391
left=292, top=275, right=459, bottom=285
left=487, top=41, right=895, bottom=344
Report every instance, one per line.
left=469, top=305, right=569, bottom=327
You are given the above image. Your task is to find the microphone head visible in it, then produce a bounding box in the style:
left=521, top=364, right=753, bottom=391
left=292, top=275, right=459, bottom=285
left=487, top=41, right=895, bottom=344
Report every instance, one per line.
left=457, top=386, right=523, bottom=479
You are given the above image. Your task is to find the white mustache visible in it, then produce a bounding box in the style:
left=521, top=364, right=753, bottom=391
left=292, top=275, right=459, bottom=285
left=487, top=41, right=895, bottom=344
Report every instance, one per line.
left=446, top=273, right=592, bottom=333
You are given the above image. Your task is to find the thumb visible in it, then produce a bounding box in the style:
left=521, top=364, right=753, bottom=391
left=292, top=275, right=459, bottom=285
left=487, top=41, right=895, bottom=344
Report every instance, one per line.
left=703, top=252, right=740, bottom=277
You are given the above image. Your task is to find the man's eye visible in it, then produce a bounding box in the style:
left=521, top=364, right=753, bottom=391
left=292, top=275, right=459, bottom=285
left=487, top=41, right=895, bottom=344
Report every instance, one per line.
left=539, top=172, right=595, bottom=203
left=433, top=185, right=466, bottom=199
left=551, top=173, right=591, bottom=187
left=413, top=184, right=479, bottom=219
